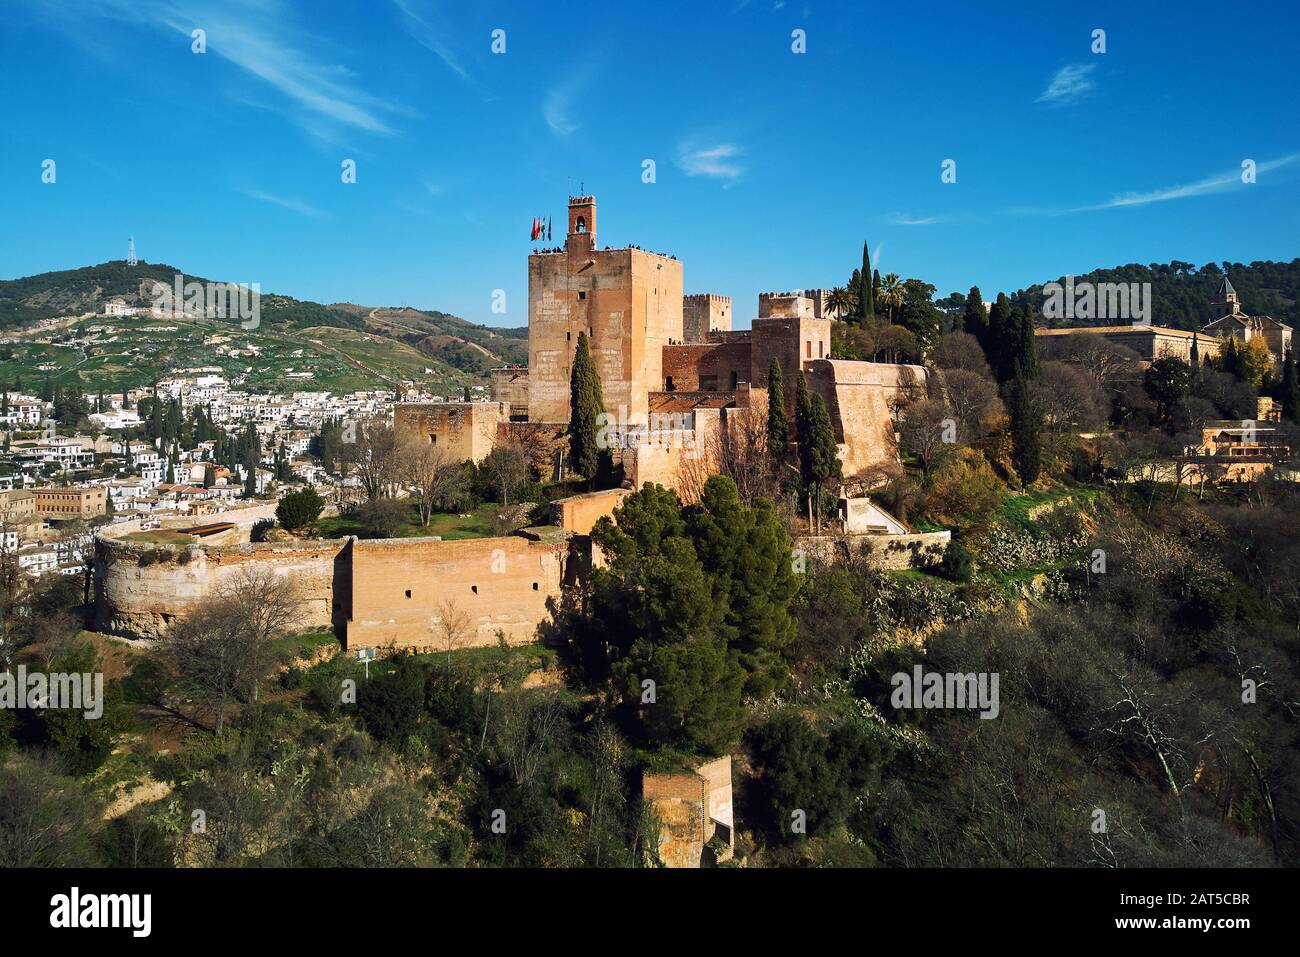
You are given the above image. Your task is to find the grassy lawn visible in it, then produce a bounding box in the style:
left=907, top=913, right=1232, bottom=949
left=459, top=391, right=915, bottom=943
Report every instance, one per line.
left=122, top=529, right=195, bottom=545
left=317, top=502, right=511, bottom=541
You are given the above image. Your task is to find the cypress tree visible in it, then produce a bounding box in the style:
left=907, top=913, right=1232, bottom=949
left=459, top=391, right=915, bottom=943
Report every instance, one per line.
left=1012, top=304, right=1039, bottom=379
left=1282, top=347, right=1300, bottom=423
left=984, top=294, right=1012, bottom=380
left=766, top=357, right=788, bottom=469
left=858, top=242, right=874, bottom=323
left=1010, top=366, right=1042, bottom=486
left=795, top=372, right=814, bottom=524
left=807, top=394, right=841, bottom=533
left=795, top=373, right=841, bottom=531
left=962, top=285, right=987, bottom=343
left=1190, top=333, right=1201, bottom=375
left=568, top=331, right=605, bottom=477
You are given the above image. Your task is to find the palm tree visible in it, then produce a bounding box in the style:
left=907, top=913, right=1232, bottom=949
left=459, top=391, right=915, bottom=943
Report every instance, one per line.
left=825, top=286, right=857, bottom=320
left=882, top=273, right=904, bottom=324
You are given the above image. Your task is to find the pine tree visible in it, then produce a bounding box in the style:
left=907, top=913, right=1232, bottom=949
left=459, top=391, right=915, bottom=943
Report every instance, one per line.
left=1282, top=347, right=1300, bottom=424
left=1010, top=366, right=1042, bottom=486
left=766, top=357, right=788, bottom=470
left=857, top=241, right=874, bottom=323
left=568, top=331, right=606, bottom=478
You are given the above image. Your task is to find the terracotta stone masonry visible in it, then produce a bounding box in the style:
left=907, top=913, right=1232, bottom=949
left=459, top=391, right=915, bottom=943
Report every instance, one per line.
left=345, top=535, right=571, bottom=650
left=93, top=523, right=584, bottom=648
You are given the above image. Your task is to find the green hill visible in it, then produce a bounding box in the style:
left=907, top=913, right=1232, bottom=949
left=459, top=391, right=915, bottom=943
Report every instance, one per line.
left=1011, top=258, right=1300, bottom=329
left=0, top=261, right=529, bottom=393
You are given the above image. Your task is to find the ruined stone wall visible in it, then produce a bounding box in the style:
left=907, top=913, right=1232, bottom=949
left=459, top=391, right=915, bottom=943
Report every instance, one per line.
left=642, top=755, right=733, bottom=868
left=643, top=772, right=706, bottom=868
left=94, top=536, right=342, bottom=639
left=94, top=526, right=573, bottom=647
left=345, top=535, right=568, bottom=650
left=394, top=402, right=508, bottom=463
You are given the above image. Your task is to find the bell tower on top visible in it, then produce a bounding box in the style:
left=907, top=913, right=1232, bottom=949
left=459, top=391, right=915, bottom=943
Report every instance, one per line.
left=566, top=195, right=596, bottom=255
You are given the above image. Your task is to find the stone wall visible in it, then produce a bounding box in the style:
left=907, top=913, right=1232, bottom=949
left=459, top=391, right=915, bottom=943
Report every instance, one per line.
left=94, top=526, right=577, bottom=647
left=488, top=367, right=529, bottom=418
left=344, top=535, right=570, bottom=650
left=642, top=755, right=734, bottom=868
left=1035, top=325, right=1199, bottom=365
left=806, top=359, right=924, bottom=478
left=394, top=401, right=509, bottom=463
left=94, top=535, right=341, bottom=639
left=682, top=294, right=732, bottom=343
left=661, top=340, right=753, bottom=392
left=550, top=488, right=630, bottom=535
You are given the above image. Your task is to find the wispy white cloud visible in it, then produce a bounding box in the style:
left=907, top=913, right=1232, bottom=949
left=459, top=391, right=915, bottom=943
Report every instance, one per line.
left=1035, top=63, right=1096, bottom=106
left=1011, top=152, right=1300, bottom=216
left=676, top=142, right=745, bottom=183
left=238, top=189, right=328, bottom=219
left=882, top=212, right=942, bottom=226
left=544, top=80, right=582, bottom=136
left=391, top=0, right=471, bottom=83
left=35, top=0, right=407, bottom=137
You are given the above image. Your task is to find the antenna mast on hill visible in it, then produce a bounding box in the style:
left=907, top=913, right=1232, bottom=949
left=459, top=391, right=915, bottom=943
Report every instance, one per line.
left=127, top=236, right=137, bottom=266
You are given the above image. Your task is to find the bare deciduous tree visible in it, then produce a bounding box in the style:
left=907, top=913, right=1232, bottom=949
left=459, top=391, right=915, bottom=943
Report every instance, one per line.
left=398, top=439, right=460, bottom=526
left=339, top=416, right=400, bottom=503
left=434, top=598, right=474, bottom=673
left=479, top=438, right=532, bottom=506
left=166, top=568, right=300, bottom=733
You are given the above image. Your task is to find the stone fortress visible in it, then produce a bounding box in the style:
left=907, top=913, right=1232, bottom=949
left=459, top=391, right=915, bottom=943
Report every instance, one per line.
left=95, top=194, right=943, bottom=654
left=397, top=194, right=926, bottom=488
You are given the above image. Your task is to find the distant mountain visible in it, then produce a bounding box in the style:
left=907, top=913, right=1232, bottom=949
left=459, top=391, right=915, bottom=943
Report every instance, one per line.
left=1010, top=258, right=1300, bottom=330
left=0, top=260, right=527, bottom=368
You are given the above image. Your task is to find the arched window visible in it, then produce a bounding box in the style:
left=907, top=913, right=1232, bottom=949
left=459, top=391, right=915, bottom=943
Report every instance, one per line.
left=575, top=216, right=587, bottom=233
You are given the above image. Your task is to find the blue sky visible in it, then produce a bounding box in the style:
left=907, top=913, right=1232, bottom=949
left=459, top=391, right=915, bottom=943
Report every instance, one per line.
left=3, top=0, right=1298, bottom=328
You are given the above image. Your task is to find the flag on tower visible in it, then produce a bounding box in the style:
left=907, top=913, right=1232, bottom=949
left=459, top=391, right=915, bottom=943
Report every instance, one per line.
left=530, top=217, right=538, bottom=241
left=547, top=217, right=552, bottom=240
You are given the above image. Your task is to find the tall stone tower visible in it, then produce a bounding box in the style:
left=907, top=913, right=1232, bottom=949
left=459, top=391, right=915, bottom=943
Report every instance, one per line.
left=527, top=195, right=684, bottom=424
